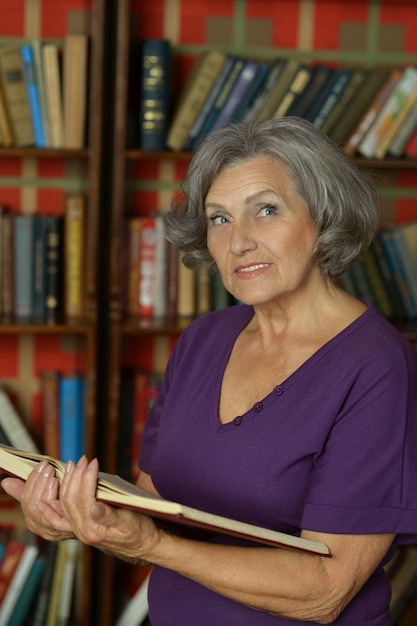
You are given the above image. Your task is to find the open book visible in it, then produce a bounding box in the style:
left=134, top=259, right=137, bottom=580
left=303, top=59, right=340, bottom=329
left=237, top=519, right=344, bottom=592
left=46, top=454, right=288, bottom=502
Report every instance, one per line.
left=0, top=444, right=331, bottom=557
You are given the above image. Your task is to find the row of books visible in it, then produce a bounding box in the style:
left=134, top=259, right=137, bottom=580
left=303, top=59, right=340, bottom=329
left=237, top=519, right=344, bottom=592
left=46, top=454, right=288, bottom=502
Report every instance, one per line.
left=0, top=194, right=86, bottom=323
left=340, top=223, right=417, bottom=321
left=0, top=530, right=81, bottom=626
left=0, top=372, right=86, bottom=463
left=159, top=46, right=417, bottom=159
left=124, top=215, right=236, bottom=320
left=0, top=36, right=89, bottom=149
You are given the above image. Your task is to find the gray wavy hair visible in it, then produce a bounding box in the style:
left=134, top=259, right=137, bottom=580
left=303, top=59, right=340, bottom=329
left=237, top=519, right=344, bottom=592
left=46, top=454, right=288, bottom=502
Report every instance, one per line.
left=163, top=116, right=381, bottom=278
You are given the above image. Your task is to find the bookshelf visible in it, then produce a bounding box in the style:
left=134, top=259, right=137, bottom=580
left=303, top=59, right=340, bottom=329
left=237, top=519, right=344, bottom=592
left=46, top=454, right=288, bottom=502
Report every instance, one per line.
left=0, top=0, right=106, bottom=623
left=102, top=0, right=417, bottom=624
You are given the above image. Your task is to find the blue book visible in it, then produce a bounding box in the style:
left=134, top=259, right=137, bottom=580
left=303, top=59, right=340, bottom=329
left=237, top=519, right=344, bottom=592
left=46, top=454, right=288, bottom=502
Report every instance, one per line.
left=21, top=44, right=45, bottom=148
left=8, top=557, right=45, bottom=626
left=228, top=62, right=270, bottom=123
left=13, top=214, right=35, bottom=320
left=183, top=55, right=235, bottom=151
left=210, top=60, right=267, bottom=132
left=287, top=64, right=333, bottom=118
left=59, top=374, right=86, bottom=463
left=32, top=215, right=47, bottom=321
left=308, top=68, right=352, bottom=129
left=137, top=39, right=171, bottom=151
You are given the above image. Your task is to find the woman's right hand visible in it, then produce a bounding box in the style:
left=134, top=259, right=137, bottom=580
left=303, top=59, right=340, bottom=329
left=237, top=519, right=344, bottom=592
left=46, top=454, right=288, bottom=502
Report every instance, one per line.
left=1, top=461, right=75, bottom=541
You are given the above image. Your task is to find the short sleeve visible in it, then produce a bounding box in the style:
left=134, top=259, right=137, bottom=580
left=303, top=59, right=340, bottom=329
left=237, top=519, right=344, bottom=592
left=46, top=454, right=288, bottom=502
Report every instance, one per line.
left=302, top=341, right=417, bottom=544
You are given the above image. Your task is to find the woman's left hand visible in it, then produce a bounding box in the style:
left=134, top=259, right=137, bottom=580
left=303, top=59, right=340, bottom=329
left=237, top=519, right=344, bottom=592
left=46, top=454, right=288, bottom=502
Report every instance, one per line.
left=57, top=456, right=163, bottom=564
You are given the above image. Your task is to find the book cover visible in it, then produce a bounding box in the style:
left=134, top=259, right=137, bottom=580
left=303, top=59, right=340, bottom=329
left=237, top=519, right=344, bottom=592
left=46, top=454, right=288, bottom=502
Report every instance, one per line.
left=242, top=57, right=287, bottom=121
left=138, top=217, right=157, bottom=318
left=0, top=386, right=39, bottom=453
left=358, top=66, right=417, bottom=159
left=183, top=55, right=235, bottom=151
left=209, top=60, right=266, bottom=132
left=0, top=541, right=39, bottom=626
left=320, top=68, right=367, bottom=137
left=45, top=215, right=63, bottom=324
left=42, top=43, right=64, bottom=148
left=59, top=375, right=86, bottom=463
left=195, top=56, right=246, bottom=139
left=404, top=124, right=417, bottom=158
left=255, top=58, right=301, bottom=122
left=152, top=216, right=168, bottom=318
left=64, top=194, right=86, bottom=319
left=387, top=102, right=417, bottom=157
left=0, top=444, right=331, bottom=556
left=374, top=70, right=417, bottom=159
left=30, top=541, right=59, bottom=626
left=0, top=46, right=34, bottom=146
left=0, top=78, right=13, bottom=146
left=13, top=214, right=34, bottom=320
left=378, top=227, right=417, bottom=320
left=166, top=50, right=227, bottom=152
left=0, top=539, right=27, bottom=606
left=7, top=556, right=44, bottom=626
left=31, top=39, right=50, bottom=147
left=307, top=68, right=352, bottom=129
left=21, top=44, right=45, bottom=148
left=286, top=64, right=334, bottom=118
left=272, top=64, right=313, bottom=118
left=63, top=34, right=88, bottom=149
left=137, top=38, right=171, bottom=151
left=32, top=215, right=47, bottom=321
left=329, top=66, right=390, bottom=146
left=40, top=370, right=61, bottom=459
left=1, top=212, right=14, bottom=318
left=343, top=68, right=402, bottom=156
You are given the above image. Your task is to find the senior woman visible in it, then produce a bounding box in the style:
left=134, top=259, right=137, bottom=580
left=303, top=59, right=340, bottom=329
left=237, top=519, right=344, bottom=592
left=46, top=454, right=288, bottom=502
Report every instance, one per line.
left=3, top=117, right=417, bottom=626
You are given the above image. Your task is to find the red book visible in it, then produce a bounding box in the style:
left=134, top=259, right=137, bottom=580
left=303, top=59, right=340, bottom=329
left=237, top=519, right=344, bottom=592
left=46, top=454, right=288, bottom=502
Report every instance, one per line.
left=126, top=217, right=141, bottom=316
left=40, top=370, right=60, bottom=458
left=0, top=538, right=26, bottom=604
left=404, top=126, right=417, bottom=159
left=138, top=217, right=157, bottom=318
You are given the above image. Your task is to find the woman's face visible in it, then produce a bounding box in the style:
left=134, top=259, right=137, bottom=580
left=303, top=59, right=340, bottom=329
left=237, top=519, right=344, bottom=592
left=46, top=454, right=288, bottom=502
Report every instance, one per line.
left=204, top=155, right=320, bottom=307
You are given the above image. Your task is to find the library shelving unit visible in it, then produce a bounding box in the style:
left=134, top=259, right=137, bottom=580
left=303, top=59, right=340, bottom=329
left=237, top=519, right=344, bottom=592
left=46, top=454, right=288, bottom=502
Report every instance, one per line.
left=0, top=0, right=106, bottom=624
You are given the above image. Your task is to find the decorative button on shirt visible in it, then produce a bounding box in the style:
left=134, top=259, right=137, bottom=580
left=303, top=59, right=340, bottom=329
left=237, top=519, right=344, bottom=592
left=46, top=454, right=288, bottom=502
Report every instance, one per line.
left=253, top=401, right=263, bottom=412
left=273, top=385, right=284, bottom=395
left=233, top=415, right=242, bottom=425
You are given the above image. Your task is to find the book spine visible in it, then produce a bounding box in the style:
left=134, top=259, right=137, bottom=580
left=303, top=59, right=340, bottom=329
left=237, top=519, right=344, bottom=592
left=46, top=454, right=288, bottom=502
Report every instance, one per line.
left=152, top=216, right=168, bottom=318
left=0, top=79, right=13, bottom=146
left=0, top=540, right=27, bottom=605
left=7, top=557, right=44, bottom=626
left=21, top=44, right=45, bottom=148
left=0, top=46, right=34, bottom=146
left=32, top=215, right=47, bottom=321
left=138, top=39, right=171, bottom=151
left=272, top=65, right=312, bottom=118
left=45, top=215, right=63, bottom=324
left=242, top=58, right=286, bottom=121
left=13, top=214, right=34, bottom=320
left=183, top=55, right=235, bottom=151
left=31, top=541, right=59, bottom=626
left=0, top=543, right=39, bottom=625
left=404, top=125, right=417, bottom=158
left=31, top=39, right=50, bottom=147
left=311, top=69, right=352, bottom=129
left=56, top=539, right=81, bottom=626
left=138, top=217, right=157, bottom=318
left=40, top=370, right=61, bottom=458
left=64, top=194, right=86, bottom=318
left=42, top=44, right=64, bottom=148
left=59, top=375, right=86, bottom=463
left=63, top=34, right=88, bottom=149
left=210, top=60, right=260, bottom=132
left=1, top=212, right=14, bottom=318
left=320, top=68, right=366, bottom=137
left=126, top=217, right=141, bottom=315
left=166, top=50, right=226, bottom=152
left=0, top=388, right=39, bottom=453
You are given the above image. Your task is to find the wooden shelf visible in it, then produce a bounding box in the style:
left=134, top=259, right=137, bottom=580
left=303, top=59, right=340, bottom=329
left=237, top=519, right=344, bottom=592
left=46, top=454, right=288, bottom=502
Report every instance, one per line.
left=0, top=147, right=89, bottom=159
left=0, top=319, right=95, bottom=334
left=121, top=315, right=193, bottom=335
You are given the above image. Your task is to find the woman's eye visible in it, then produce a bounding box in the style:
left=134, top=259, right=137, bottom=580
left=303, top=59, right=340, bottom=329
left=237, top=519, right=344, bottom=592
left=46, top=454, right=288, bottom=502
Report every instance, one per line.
left=209, top=215, right=229, bottom=226
left=258, top=204, right=278, bottom=217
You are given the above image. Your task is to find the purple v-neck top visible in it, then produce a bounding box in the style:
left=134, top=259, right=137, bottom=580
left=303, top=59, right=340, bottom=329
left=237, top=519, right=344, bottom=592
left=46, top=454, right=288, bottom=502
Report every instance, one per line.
left=139, top=303, right=417, bottom=625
